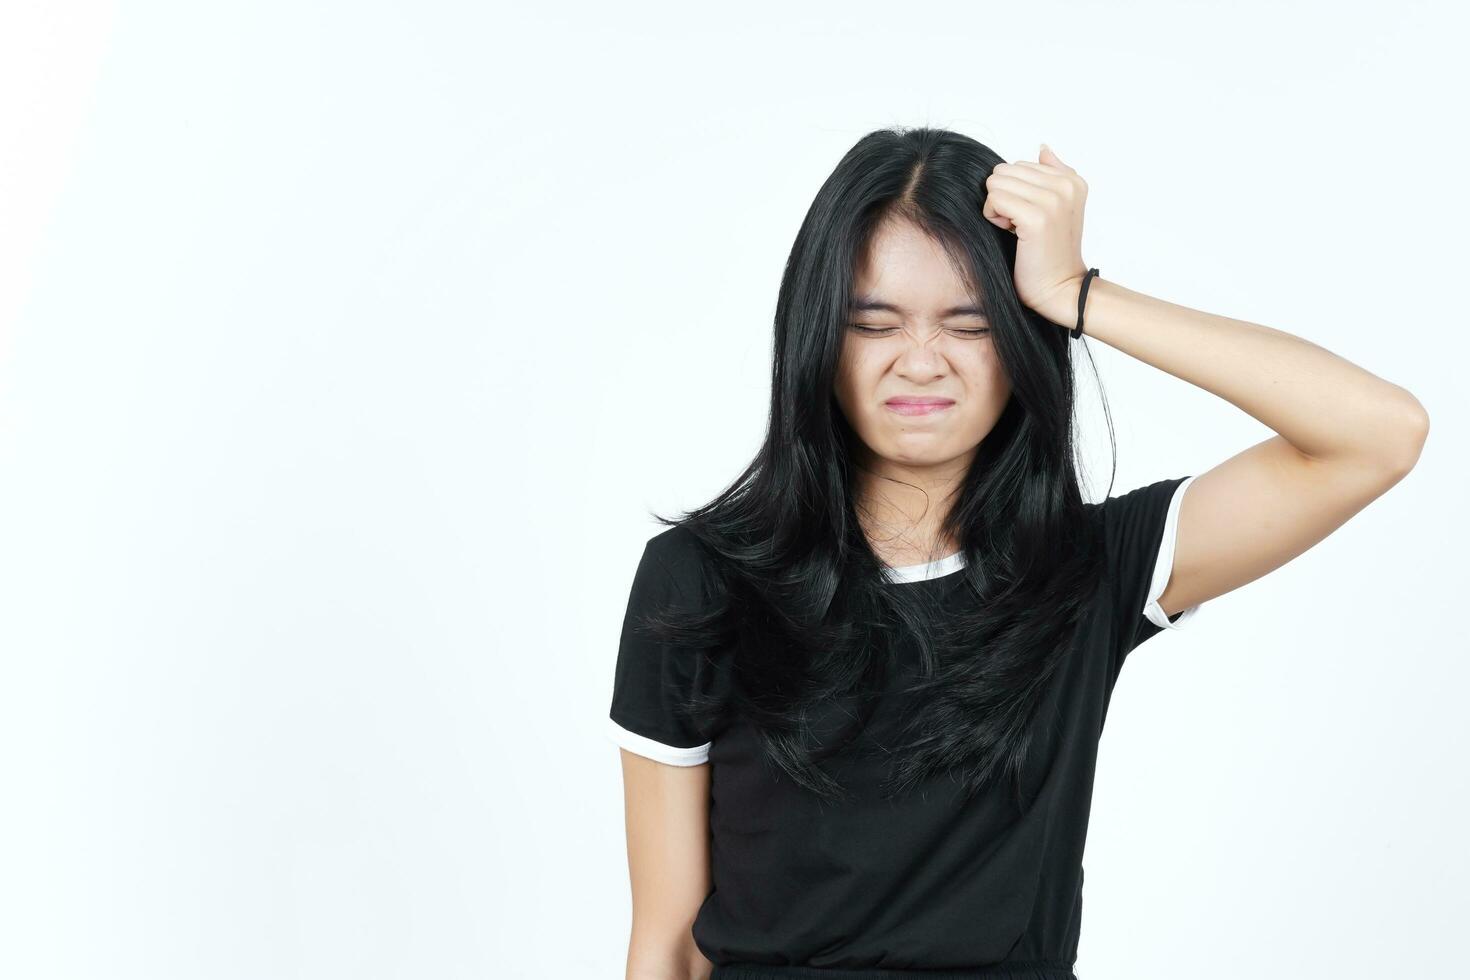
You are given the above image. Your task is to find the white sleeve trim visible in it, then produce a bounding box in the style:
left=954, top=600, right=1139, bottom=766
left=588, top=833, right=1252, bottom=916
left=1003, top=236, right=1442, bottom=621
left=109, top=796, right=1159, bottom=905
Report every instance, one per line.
left=1142, top=474, right=1202, bottom=631
left=606, top=716, right=711, bottom=767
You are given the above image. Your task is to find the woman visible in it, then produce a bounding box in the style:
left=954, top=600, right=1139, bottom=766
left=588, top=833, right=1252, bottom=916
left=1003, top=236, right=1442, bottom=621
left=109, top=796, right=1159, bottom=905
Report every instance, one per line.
left=605, top=128, right=1428, bottom=980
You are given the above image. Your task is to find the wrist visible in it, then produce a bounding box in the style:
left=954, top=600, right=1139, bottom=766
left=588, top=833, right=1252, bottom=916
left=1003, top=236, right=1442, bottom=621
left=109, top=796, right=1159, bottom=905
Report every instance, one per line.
left=1044, top=270, right=1108, bottom=334
left=1037, top=276, right=1085, bottom=330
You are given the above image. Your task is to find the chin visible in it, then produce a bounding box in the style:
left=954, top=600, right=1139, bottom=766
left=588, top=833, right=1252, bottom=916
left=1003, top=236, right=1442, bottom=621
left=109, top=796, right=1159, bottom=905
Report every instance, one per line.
left=884, top=442, right=950, bottom=464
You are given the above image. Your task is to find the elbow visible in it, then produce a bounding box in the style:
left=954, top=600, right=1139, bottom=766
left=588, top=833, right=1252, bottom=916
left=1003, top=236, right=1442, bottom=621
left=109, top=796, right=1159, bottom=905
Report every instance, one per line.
left=1383, top=393, right=1430, bottom=477
left=625, top=961, right=707, bottom=980
left=625, top=939, right=710, bottom=980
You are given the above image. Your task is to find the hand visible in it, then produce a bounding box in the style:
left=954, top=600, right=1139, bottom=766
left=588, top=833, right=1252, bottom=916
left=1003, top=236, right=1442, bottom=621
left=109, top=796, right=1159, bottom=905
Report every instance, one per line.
left=982, top=144, right=1091, bottom=327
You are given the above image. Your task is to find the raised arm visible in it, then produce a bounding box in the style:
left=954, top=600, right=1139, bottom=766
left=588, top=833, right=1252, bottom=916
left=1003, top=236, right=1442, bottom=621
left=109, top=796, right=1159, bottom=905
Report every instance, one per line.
left=1064, top=275, right=1427, bottom=618
left=986, top=146, right=1429, bottom=617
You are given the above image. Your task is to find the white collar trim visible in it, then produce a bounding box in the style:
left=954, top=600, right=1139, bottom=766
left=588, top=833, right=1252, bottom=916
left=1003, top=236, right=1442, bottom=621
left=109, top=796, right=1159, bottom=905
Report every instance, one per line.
left=881, top=550, right=967, bottom=584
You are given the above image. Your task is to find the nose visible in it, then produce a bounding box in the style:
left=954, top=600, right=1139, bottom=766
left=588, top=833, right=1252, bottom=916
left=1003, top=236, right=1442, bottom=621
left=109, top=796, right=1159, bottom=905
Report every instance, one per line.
left=897, top=322, right=945, bottom=348
left=893, top=329, right=947, bottom=381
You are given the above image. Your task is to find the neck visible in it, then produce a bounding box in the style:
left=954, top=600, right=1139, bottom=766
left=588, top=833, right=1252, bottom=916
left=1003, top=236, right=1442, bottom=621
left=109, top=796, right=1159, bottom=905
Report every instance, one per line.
left=850, top=449, right=970, bottom=567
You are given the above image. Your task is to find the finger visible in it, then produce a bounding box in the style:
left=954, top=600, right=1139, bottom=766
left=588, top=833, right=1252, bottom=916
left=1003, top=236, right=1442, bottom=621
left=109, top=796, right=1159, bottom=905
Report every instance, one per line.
left=980, top=193, right=1015, bottom=232
left=997, top=161, right=1073, bottom=194
left=985, top=190, right=1042, bottom=234
left=984, top=212, right=1016, bottom=233
left=1039, top=144, right=1077, bottom=174
left=1010, top=160, right=1086, bottom=205
left=981, top=194, right=1008, bottom=227
left=986, top=172, right=1055, bottom=209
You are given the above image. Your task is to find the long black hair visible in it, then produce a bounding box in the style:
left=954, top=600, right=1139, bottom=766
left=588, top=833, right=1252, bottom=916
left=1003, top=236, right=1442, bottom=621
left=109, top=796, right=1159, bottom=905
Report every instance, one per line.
left=643, top=126, right=1120, bottom=811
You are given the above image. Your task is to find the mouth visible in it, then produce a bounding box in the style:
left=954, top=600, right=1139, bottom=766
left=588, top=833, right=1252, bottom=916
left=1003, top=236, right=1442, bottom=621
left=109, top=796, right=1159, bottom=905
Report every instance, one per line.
left=884, top=397, right=955, bottom=417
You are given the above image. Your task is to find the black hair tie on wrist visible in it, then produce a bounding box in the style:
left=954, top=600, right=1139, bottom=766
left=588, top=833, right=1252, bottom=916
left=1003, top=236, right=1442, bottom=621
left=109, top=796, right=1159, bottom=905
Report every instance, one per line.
left=1072, top=267, right=1100, bottom=340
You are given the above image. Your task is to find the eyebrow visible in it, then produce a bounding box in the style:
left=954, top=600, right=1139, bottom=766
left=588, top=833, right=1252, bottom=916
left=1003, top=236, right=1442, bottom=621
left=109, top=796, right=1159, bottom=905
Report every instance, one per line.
left=850, top=299, right=988, bottom=318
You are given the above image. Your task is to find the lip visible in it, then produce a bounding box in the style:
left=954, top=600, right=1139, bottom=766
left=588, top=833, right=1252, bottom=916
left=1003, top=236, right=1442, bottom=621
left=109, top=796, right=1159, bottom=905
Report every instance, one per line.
left=884, top=397, right=955, bottom=417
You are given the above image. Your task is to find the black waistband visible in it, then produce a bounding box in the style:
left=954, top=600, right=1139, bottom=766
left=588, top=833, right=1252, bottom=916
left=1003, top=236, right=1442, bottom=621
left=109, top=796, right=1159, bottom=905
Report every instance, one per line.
left=710, top=961, right=1077, bottom=980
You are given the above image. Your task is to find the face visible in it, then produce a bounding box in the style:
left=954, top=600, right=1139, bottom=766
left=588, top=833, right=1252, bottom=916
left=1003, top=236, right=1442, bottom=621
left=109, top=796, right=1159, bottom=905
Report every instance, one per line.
left=834, top=217, right=1013, bottom=474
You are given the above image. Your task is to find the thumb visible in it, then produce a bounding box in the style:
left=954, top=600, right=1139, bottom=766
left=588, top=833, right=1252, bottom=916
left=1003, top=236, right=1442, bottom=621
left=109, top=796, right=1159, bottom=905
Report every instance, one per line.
left=1040, top=143, right=1074, bottom=173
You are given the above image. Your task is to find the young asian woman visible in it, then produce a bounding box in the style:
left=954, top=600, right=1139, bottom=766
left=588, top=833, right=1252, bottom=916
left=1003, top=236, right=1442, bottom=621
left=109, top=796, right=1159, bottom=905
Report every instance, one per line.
left=606, top=128, right=1429, bottom=980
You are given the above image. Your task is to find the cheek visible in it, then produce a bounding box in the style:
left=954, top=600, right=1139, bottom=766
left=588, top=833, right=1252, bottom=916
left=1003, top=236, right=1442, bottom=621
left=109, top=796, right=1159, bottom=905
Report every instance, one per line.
left=953, top=356, right=1011, bottom=428
left=963, top=347, right=1009, bottom=394
left=834, top=347, right=874, bottom=408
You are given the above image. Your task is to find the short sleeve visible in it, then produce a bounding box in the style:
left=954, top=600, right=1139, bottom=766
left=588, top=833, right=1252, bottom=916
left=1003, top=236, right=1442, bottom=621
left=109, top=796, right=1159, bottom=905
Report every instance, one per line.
left=1097, top=474, right=1203, bottom=678
left=606, top=529, right=718, bottom=767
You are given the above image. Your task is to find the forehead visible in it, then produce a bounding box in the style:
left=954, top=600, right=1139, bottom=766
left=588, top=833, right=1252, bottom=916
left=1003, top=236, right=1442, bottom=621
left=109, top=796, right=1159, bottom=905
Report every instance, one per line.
left=852, top=218, right=981, bottom=314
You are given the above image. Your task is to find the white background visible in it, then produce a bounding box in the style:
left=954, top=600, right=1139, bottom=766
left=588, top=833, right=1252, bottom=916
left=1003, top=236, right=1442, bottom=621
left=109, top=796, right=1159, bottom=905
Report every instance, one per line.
left=1, top=2, right=1465, bottom=978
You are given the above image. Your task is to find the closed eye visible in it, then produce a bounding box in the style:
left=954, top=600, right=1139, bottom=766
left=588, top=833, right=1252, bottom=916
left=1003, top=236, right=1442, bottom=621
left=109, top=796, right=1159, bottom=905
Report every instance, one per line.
left=846, top=324, right=991, bottom=338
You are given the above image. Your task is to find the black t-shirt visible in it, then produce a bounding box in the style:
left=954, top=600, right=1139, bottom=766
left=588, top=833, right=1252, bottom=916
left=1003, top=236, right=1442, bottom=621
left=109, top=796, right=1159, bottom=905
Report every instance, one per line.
left=607, top=476, right=1202, bottom=977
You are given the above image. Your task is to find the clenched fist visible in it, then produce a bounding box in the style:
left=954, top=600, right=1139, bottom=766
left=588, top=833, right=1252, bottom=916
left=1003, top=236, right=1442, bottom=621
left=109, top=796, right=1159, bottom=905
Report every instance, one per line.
left=982, top=144, right=1091, bottom=328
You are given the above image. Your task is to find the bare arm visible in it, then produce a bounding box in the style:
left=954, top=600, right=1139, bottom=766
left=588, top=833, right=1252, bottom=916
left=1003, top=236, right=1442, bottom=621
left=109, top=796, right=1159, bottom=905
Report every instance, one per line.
left=618, top=749, right=715, bottom=980
left=984, top=148, right=1429, bottom=614
left=1045, top=276, right=1430, bottom=615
